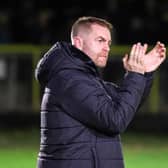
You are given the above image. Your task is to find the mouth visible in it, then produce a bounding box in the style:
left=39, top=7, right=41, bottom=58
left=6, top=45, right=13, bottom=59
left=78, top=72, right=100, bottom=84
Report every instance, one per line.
left=101, top=51, right=109, bottom=58
left=98, top=56, right=108, bottom=62
left=100, top=55, right=108, bottom=59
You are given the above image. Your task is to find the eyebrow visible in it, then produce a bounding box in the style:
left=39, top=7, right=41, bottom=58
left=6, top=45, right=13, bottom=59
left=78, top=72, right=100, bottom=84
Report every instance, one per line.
left=96, top=36, right=112, bottom=45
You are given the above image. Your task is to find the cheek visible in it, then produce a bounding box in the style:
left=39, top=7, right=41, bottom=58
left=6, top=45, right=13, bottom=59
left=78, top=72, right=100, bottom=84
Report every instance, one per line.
left=91, top=44, right=102, bottom=54
left=82, top=41, right=102, bottom=60
left=83, top=43, right=96, bottom=55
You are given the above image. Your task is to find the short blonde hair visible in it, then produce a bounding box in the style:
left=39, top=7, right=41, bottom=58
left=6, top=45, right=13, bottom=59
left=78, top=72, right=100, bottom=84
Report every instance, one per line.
left=71, top=16, right=113, bottom=39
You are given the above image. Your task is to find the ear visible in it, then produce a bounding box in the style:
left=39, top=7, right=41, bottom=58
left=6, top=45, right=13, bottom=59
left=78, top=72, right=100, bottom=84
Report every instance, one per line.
left=73, top=36, right=83, bottom=50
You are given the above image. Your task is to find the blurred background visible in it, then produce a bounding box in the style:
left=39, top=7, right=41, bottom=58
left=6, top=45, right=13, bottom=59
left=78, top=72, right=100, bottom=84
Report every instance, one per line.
left=0, top=0, right=168, bottom=168
left=1, top=0, right=168, bottom=44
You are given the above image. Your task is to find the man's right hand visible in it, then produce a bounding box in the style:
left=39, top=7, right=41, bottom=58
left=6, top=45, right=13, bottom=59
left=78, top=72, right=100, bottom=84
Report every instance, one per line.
left=122, top=43, right=147, bottom=74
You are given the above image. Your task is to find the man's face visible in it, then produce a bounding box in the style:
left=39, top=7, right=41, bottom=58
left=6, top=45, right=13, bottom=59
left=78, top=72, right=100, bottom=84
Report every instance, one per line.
left=81, top=24, right=111, bottom=68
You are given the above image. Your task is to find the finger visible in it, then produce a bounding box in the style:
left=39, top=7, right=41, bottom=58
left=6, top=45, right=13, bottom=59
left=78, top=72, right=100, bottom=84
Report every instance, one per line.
left=157, top=43, right=166, bottom=56
left=158, top=42, right=164, bottom=47
left=135, top=43, right=142, bottom=64
left=157, top=41, right=161, bottom=45
left=130, top=42, right=141, bottom=63
left=137, top=44, right=144, bottom=64
left=148, top=42, right=160, bottom=55
left=129, top=44, right=137, bottom=60
left=155, top=41, right=163, bottom=51
left=140, top=43, right=148, bottom=59
left=160, top=48, right=166, bottom=57
left=151, top=41, right=160, bottom=52
left=157, top=41, right=165, bottom=47
left=135, top=43, right=141, bottom=56
left=143, top=43, right=148, bottom=55
left=159, top=47, right=166, bottom=53
left=159, top=53, right=166, bottom=63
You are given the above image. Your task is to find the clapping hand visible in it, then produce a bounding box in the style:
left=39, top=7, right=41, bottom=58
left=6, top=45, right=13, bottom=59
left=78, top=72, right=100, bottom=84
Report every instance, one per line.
left=143, top=41, right=166, bottom=72
left=122, top=42, right=166, bottom=74
left=123, top=43, right=147, bottom=74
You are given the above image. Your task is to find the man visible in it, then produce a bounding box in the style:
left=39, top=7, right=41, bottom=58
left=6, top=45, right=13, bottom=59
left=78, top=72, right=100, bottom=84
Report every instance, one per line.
left=35, top=16, right=166, bottom=168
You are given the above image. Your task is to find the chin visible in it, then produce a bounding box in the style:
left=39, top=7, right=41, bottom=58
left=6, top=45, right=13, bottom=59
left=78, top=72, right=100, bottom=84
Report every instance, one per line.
left=97, top=63, right=106, bottom=68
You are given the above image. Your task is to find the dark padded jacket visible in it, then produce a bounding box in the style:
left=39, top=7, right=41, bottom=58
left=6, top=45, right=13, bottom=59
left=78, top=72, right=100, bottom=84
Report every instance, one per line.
left=35, top=42, right=153, bottom=168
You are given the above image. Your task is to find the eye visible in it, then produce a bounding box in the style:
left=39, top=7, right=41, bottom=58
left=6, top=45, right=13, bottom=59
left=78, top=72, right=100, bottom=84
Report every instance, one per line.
left=97, top=38, right=105, bottom=43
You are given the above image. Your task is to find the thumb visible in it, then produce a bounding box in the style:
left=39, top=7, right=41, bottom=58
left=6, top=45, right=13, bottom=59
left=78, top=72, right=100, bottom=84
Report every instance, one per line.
left=123, top=54, right=128, bottom=68
left=123, top=54, right=128, bottom=63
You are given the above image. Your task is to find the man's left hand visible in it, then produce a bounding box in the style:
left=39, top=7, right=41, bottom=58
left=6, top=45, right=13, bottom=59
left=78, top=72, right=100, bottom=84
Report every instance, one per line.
left=144, top=41, right=166, bottom=72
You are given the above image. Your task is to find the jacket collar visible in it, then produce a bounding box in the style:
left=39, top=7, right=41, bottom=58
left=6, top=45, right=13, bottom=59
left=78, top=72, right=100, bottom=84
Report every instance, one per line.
left=61, top=42, right=100, bottom=77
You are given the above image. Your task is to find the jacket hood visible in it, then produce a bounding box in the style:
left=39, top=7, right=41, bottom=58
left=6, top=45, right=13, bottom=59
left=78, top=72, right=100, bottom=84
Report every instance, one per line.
left=35, top=42, right=99, bottom=86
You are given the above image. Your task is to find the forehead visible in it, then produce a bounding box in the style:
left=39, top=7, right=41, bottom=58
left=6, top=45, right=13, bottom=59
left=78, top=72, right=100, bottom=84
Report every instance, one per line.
left=90, top=24, right=111, bottom=39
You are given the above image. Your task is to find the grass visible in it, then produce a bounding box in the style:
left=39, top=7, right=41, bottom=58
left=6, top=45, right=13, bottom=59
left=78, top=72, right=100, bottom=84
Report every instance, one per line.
left=0, top=128, right=39, bottom=168
left=0, top=148, right=38, bottom=168
left=122, top=133, right=168, bottom=168
left=0, top=129, right=168, bottom=168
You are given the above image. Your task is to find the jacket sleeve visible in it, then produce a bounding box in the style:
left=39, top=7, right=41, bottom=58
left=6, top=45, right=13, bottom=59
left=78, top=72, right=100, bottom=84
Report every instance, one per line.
left=104, top=71, right=154, bottom=111
left=140, top=72, right=154, bottom=104
left=61, top=72, right=147, bottom=134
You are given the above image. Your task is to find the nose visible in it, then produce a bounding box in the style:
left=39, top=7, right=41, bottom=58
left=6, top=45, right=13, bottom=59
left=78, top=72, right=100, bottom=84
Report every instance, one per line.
left=104, top=43, right=110, bottom=52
